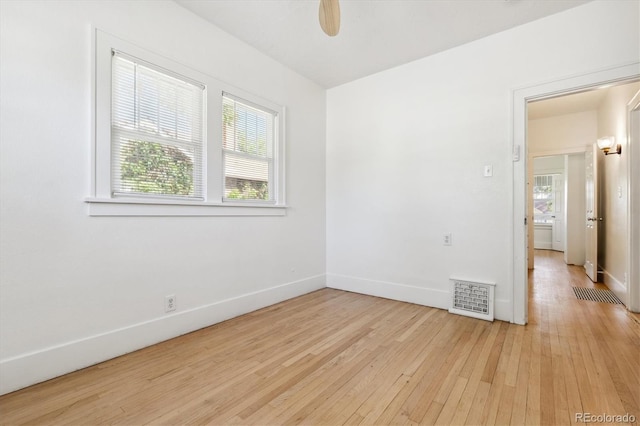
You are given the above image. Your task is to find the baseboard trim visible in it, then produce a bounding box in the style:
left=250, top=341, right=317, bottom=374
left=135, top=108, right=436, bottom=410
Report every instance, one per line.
left=326, top=273, right=511, bottom=323
left=0, top=274, right=326, bottom=396
left=534, top=242, right=553, bottom=250
left=599, top=267, right=627, bottom=306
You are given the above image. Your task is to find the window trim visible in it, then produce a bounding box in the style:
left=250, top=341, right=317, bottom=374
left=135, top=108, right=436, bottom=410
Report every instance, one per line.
left=221, top=93, right=279, bottom=204
left=110, top=50, right=206, bottom=201
left=88, top=28, right=286, bottom=217
left=85, top=197, right=286, bottom=216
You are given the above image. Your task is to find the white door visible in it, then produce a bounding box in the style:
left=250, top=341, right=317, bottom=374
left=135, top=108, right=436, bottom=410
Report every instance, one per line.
left=552, top=175, right=565, bottom=252
left=585, top=144, right=599, bottom=282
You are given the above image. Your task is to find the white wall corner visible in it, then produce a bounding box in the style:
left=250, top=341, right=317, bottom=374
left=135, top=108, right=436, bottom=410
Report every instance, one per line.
left=327, top=273, right=513, bottom=323
left=493, top=299, right=512, bottom=323
left=326, top=273, right=450, bottom=310
left=599, top=266, right=628, bottom=306
left=0, top=274, right=326, bottom=396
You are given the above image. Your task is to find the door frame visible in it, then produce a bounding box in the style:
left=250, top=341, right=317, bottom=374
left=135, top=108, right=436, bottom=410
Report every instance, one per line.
left=628, top=92, right=640, bottom=312
left=511, top=62, right=640, bottom=325
left=528, top=152, right=582, bottom=267
left=551, top=173, right=565, bottom=253
left=584, top=143, right=599, bottom=283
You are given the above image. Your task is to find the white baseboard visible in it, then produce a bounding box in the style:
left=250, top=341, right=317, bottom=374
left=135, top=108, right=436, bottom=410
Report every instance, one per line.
left=534, top=242, right=553, bottom=250
left=326, top=273, right=450, bottom=309
left=599, top=267, right=627, bottom=306
left=0, top=274, right=325, bottom=396
left=326, top=273, right=512, bottom=323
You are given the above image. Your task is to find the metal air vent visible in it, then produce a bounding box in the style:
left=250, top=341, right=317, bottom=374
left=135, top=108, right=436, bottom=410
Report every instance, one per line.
left=449, top=278, right=496, bottom=321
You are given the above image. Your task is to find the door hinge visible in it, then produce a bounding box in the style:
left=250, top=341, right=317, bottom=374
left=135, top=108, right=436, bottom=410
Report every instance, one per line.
left=524, top=217, right=527, bottom=225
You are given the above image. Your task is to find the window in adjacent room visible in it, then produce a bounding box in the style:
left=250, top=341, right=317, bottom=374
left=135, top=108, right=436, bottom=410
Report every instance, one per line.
left=533, top=174, right=556, bottom=224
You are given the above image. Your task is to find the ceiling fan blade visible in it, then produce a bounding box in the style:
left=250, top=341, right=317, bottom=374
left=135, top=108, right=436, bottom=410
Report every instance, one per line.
left=319, top=0, right=340, bottom=36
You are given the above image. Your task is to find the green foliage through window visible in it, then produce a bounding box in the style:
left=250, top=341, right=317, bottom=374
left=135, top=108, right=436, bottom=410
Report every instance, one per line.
left=222, top=98, right=268, bottom=157
left=120, top=140, right=194, bottom=196
left=226, top=178, right=268, bottom=200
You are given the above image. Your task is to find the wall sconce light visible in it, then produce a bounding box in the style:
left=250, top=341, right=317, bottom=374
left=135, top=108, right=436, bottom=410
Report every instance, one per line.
left=597, top=136, right=621, bottom=155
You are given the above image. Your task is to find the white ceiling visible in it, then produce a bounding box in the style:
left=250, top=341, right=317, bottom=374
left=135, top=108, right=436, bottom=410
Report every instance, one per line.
left=527, top=89, right=607, bottom=120
left=176, top=0, right=591, bottom=88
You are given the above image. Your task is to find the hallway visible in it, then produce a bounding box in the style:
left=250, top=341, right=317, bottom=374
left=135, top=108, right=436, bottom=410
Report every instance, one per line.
left=528, top=249, right=639, bottom=423
left=530, top=249, right=619, bottom=320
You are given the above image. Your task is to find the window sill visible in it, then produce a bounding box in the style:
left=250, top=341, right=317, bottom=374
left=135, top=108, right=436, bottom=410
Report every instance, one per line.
left=85, top=197, right=287, bottom=217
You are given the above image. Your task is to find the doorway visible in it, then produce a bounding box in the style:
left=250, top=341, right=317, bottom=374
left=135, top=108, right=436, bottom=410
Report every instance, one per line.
left=512, top=64, right=640, bottom=325
left=527, top=82, right=639, bottom=304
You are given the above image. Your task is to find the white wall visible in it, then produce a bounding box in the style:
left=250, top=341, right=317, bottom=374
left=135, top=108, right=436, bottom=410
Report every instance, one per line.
left=596, top=83, right=640, bottom=299
left=326, top=1, right=639, bottom=321
left=0, top=0, right=326, bottom=394
left=533, top=156, right=564, bottom=173
left=533, top=226, right=553, bottom=250
left=528, top=111, right=597, bottom=155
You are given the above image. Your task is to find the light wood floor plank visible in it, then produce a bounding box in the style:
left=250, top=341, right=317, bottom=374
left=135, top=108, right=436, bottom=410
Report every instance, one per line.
left=449, top=321, right=501, bottom=425
left=508, top=326, right=532, bottom=425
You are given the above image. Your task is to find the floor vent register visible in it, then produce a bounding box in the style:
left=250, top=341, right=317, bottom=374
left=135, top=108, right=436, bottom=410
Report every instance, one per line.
left=449, top=278, right=496, bottom=321
left=572, top=287, right=623, bottom=305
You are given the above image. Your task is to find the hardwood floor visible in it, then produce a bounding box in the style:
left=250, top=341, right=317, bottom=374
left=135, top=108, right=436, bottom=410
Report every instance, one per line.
left=1, top=250, right=638, bottom=425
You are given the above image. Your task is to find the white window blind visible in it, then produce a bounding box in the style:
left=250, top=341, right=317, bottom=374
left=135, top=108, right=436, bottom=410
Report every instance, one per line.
left=222, top=94, right=275, bottom=202
left=111, top=51, right=204, bottom=199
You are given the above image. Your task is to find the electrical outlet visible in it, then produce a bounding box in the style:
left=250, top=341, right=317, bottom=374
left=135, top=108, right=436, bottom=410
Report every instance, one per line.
left=165, top=295, right=176, bottom=313
left=443, top=233, right=452, bottom=246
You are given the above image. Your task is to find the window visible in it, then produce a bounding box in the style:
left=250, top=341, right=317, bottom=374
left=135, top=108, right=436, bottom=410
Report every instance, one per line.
left=111, top=52, right=204, bottom=200
left=222, top=94, right=276, bottom=202
left=89, top=30, right=285, bottom=216
left=533, top=174, right=556, bottom=224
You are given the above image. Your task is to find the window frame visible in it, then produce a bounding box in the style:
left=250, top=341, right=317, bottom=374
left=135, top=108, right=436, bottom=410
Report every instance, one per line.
left=87, top=29, right=286, bottom=216
left=110, top=50, right=206, bottom=201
